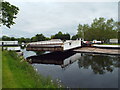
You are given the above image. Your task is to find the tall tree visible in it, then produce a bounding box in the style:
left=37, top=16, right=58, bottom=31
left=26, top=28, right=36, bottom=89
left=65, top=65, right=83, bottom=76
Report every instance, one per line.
left=77, top=17, right=118, bottom=41
left=77, top=24, right=83, bottom=38
left=1, top=1, right=19, bottom=28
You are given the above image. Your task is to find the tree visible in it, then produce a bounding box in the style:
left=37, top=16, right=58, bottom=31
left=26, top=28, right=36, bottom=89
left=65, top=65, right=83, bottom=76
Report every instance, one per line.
left=1, top=1, right=19, bottom=28
left=45, top=37, right=50, bottom=40
left=31, top=37, right=37, bottom=42
left=71, top=34, right=79, bottom=40
left=77, top=24, right=83, bottom=38
left=25, top=38, right=31, bottom=43
left=10, top=37, right=16, bottom=41
left=51, top=31, right=63, bottom=39
left=31, top=34, right=46, bottom=42
left=18, top=37, right=26, bottom=43
left=2, top=35, right=11, bottom=41
left=36, top=34, right=46, bottom=41
left=51, top=31, right=70, bottom=41
left=77, top=17, right=118, bottom=41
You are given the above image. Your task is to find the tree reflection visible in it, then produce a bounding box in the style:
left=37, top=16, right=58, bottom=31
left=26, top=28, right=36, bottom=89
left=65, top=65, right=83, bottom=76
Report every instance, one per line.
left=78, top=53, right=120, bottom=74
left=34, top=51, right=45, bottom=56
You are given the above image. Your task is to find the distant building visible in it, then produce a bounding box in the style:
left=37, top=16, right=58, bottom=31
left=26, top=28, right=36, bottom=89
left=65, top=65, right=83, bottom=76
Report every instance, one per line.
left=109, top=39, right=118, bottom=43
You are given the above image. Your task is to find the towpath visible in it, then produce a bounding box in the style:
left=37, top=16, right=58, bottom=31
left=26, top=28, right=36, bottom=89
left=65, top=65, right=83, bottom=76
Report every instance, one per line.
left=74, top=47, right=119, bottom=55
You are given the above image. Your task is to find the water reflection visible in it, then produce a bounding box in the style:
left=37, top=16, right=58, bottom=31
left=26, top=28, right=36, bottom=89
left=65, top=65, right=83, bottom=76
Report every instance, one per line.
left=33, top=51, right=47, bottom=56
left=27, top=51, right=120, bottom=74
left=25, top=51, right=119, bottom=88
left=26, top=51, right=77, bottom=68
left=78, top=53, right=120, bottom=74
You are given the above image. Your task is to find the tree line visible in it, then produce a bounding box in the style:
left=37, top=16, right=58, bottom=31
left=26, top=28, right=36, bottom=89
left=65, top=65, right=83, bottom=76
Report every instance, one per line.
left=2, top=32, right=74, bottom=44
left=2, top=17, right=119, bottom=43
left=1, top=1, right=119, bottom=43
left=77, top=17, right=119, bottom=41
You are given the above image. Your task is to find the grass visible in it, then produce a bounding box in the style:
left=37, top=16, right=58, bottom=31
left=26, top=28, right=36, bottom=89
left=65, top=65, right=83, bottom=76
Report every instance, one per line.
left=2, top=50, right=61, bottom=88
left=0, top=48, right=2, bottom=89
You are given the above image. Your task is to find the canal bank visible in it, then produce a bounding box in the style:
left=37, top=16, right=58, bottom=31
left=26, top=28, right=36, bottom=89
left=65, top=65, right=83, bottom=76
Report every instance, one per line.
left=2, top=50, right=61, bottom=88
left=2, top=46, right=119, bottom=88
left=73, top=44, right=120, bottom=55
left=74, top=47, right=119, bottom=55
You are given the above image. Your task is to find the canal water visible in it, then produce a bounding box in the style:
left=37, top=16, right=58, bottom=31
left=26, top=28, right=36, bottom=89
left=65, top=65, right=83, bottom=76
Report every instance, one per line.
left=21, top=48, right=119, bottom=88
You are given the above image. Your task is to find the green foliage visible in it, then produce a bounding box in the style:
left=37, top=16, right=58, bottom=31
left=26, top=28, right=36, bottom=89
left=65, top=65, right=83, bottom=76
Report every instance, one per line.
left=1, top=1, right=19, bottom=28
left=77, top=17, right=118, bottom=41
left=0, top=48, right=1, bottom=89
left=17, top=37, right=26, bottom=43
left=71, top=34, right=79, bottom=40
left=51, top=31, right=70, bottom=41
left=2, top=50, right=60, bottom=88
left=31, top=34, right=46, bottom=42
left=10, top=37, right=16, bottom=41
left=78, top=53, right=119, bottom=74
left=2, top=34, right=50, bottom=43
left=2, top=35, right=11, bottom=41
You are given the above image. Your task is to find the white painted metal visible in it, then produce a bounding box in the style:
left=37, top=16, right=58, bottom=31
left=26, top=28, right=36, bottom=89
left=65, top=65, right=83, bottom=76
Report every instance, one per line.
left=3, top=46, right=21, bottom=51
left=0, top=41, right=18, bottom=45
left=27, top=39, right=82, bottom=51
left=63, top=39, right=81, bottom=50
left=28, top=39, right=63, bottom=45
left=61, top=53, right=82, bottom=68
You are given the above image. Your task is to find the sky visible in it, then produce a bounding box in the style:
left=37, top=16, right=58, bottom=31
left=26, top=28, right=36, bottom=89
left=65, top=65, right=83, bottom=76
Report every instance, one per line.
left=1, top=0, right=119, bottom=38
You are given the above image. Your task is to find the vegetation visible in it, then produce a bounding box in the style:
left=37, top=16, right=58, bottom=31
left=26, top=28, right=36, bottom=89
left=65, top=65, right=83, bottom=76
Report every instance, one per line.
left=1, top=17, right=119, bottom=43
left=1, top=1, right=19, bottom=28
left=2, top=50, right=60, bottom=88
left=78, top=53, right=119, bottom=74
left=71, top=35, right=79, bottom=40
left=77, top=17, right=118, bottom=41
left=2, top=32, right=71, bottom=43
left=2, top=34, right=50, bottom=44
left=0, top=48, right=2, bottom=89
left=51, top=31, right=70, bottom=41
left=31, top=34, right=49, bottom=42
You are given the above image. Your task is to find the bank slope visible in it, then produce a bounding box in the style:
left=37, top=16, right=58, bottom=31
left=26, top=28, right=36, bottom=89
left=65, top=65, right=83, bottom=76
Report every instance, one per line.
left=2, top=50, right=59, bottom=88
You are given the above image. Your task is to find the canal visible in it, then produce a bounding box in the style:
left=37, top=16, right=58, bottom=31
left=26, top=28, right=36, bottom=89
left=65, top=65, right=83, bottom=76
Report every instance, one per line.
left=21, top=48, right=119, bottom=88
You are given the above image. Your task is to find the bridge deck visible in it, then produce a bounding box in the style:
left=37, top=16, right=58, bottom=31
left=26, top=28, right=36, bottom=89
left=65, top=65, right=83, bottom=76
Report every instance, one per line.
left=26, top=39, right=82, bottom=51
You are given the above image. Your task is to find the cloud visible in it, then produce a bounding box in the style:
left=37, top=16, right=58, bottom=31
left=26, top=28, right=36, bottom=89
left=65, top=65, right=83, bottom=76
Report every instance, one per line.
left=6, top=0, right=120, bottom=2
left=2, top=2, right=118, bottom=38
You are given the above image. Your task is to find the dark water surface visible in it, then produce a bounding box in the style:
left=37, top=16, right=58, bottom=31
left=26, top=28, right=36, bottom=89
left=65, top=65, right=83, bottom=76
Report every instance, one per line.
left=23, top=49, right=119, bottom=88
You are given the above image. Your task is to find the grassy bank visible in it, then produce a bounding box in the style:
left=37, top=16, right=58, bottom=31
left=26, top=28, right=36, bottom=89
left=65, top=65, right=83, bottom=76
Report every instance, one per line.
left=2, top=50, right=60, bottom=88
left=0, top=48, right=2, bottom=89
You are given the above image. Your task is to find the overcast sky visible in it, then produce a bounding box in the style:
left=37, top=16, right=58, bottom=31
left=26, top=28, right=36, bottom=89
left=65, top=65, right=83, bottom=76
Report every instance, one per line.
left=1, top=0, right=119, bottom=38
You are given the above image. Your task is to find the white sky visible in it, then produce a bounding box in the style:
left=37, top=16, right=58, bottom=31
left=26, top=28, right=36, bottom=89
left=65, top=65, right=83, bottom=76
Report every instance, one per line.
left=1, top=0, right=119, bottom=38
left=4, top=0, right=120, bottom=2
